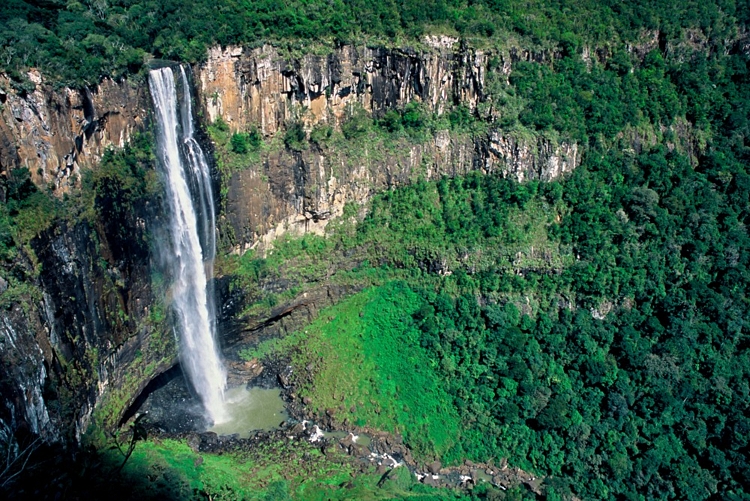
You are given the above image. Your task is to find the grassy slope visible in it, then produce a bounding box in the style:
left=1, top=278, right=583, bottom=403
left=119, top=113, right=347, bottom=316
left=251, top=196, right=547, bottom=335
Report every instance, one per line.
left=242, top=283, right=464, bottom=461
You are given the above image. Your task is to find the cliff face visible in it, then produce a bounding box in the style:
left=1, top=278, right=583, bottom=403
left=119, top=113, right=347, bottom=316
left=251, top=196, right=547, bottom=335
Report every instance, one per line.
left=0, top=40, right=578, bottom=444
left=197, top=38, right=561, bottom=134
left=196, top=42, right=577, bottom=251
left=0, top=209, right=175, bottom=445
left=0, top=72, right=148, bottom=193
left=0, top=71, right=169, bottom=445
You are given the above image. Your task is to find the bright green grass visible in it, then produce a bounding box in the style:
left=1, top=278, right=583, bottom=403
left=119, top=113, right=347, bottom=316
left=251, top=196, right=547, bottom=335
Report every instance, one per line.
left=241, top=282, right=464, bottom=462
left=114, top=437, right=355, bottom=500
left=108, top=437, right=471, bottom=500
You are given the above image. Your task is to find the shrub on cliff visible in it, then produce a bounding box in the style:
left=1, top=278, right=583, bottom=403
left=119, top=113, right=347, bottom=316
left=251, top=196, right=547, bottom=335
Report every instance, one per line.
left=341, top=104, right=372, bottom=140
left=230, top=128, right=261, bottom=154
left=283, top=121, right=308, bottom=151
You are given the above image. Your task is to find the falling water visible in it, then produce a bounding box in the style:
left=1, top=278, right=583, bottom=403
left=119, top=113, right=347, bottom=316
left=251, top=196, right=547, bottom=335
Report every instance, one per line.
left=149, top=66, right=227, bottom=424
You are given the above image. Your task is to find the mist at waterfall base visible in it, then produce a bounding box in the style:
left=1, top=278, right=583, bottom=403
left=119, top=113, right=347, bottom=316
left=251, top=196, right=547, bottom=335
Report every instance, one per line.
left=145, top=66, right=289, bottom=437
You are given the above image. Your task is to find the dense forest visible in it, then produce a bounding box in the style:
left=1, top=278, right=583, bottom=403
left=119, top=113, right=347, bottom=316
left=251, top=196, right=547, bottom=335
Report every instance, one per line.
left=234, top=139, right=750, bottom=498
left=2, top=0, right=750, bottom=499
left=2, top=0, right=750, bottom=87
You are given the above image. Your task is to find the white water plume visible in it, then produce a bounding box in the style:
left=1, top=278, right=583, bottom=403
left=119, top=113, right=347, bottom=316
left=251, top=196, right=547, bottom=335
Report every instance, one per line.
left=149, top=66, right=227, bottom=424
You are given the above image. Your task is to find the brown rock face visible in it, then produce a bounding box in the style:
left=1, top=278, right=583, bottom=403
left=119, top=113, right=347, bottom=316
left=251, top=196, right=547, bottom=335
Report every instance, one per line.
left=197, top=40, right=559, bottom=134
left=196, top=43, right=578, bottom=252
left=0, top=71, right=148, bottom=193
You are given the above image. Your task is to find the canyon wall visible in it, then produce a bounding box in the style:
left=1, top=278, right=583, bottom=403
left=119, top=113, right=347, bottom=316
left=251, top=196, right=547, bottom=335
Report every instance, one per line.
left=0, top=214, right=175, bottom=445
left=0, top=72, right=169, bottom=445
left=0, top=73, right=148, bottom=193
left=0, top=40, right=578, bottom=443
left=195, top=41, right=577, bottom=251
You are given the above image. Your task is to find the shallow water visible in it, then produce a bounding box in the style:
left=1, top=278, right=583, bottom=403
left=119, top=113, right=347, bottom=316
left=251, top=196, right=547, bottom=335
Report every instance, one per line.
left=210, top=386, right=288, bottom=438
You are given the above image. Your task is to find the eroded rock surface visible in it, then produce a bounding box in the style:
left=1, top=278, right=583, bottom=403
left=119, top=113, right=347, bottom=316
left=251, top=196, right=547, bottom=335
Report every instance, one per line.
left=196, top=44, right=578, bottom=251
left=0, top=72, right=148, bottom=193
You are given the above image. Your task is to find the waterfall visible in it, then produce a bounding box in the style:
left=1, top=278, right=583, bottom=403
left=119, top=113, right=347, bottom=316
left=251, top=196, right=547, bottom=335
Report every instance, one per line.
left=148, top=66, right=227, bottom=424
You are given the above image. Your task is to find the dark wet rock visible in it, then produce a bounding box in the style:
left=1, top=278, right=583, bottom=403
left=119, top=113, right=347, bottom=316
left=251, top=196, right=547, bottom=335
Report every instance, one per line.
left=339, top=434, right=355, bottom=449
left=226, top=358, right=264, bottom=386
left=349, top=443, right=368, bottom=457
left=199, top=432, right=219, bottom=449
left=423, top=475, right=440, bottom=487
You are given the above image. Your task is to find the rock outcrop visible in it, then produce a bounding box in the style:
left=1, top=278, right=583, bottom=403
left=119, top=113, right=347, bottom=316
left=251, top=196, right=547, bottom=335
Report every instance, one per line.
left=197, top=39, right=559, bottom=134
left=0, top=71, right=148, bottom=193
left=195, top=43, right=578, bottom=251
left=0, top=213, right=175, bottom=445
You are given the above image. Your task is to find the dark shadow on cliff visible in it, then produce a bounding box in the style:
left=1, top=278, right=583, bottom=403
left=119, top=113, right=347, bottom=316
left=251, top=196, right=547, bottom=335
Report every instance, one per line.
left=119, top=363, right=209, bottom=435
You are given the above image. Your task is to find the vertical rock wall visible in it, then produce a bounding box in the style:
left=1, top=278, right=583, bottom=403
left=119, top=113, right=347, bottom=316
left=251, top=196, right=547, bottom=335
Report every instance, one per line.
left=195, top=42, right=578, bottom=251
left=0, top=72, right=148, bottom=193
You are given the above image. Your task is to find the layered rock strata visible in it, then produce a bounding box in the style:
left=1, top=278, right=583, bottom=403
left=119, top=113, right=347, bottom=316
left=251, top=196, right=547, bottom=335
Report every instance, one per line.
left=195, top=43, right=577, bottom=251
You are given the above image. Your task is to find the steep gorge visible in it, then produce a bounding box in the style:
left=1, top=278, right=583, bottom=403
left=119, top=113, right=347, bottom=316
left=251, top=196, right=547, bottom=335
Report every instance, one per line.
left=0, top=40, right=579, bottom=446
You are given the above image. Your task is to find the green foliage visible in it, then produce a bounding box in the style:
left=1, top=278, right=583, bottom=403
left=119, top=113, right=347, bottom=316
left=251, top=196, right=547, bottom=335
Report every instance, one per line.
left=2, top=1, right=749, bottom=500
left=342, top=104, right=373, bottom=140
left=206, top=119, right=267, bottom=229
left=310, top=124, right=333, bottom=147
left=230, top=130, right=262, bottom=154
left=75, top=131, right=160, bottom=261
left=1, top=0, right=746, bottom=89
left=213, top=116, right=230, bottom=132
left=83, top=131, right=159, bottom=212
left=228, top=34, right=750, bottom=497
left=447, top=105, right=474, bottom=131
left=375, top=102, right=435, bottom=141
left=107, top=437, right=468, bottom=500
left=2, top=167, right=57, bottom=247
left=283, top=121, right=308, bottom=151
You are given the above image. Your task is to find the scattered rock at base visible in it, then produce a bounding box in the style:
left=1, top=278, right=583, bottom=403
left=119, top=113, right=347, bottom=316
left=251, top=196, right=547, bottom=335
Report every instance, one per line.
left=186, top=433, right=201, bottom=452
